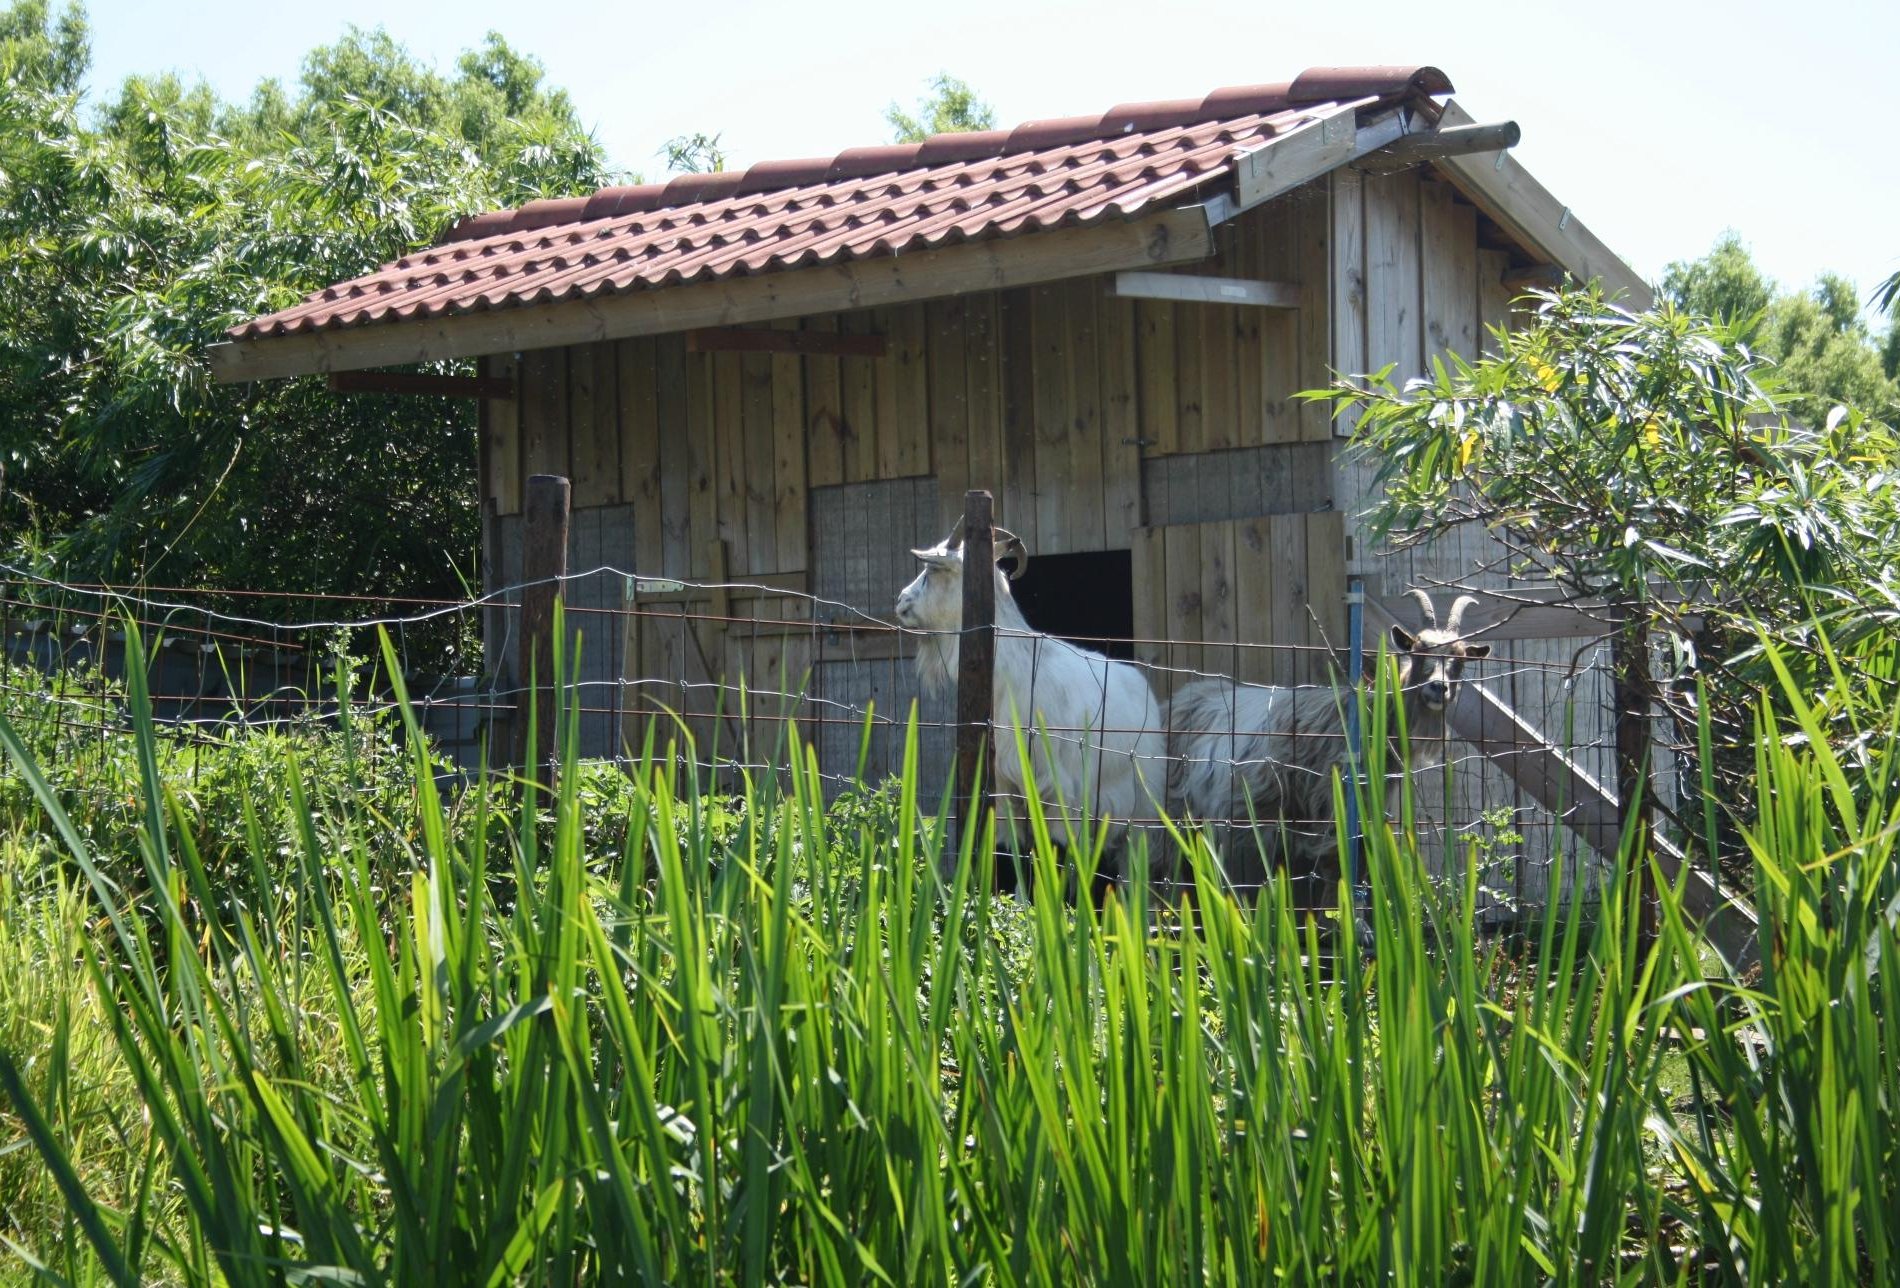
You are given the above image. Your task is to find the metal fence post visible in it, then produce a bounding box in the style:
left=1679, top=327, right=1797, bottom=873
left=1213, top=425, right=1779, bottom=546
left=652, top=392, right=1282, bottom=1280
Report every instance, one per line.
left=951, top=490, right=996, bottom=881
left=515, top=474, right=570, bottom=797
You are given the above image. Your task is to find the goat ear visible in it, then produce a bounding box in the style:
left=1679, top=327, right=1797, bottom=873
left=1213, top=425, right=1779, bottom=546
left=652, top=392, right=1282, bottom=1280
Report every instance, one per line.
left=1464, top=643, right=1491, bottom=660
left=1390, top=624, right=1417, bottom=652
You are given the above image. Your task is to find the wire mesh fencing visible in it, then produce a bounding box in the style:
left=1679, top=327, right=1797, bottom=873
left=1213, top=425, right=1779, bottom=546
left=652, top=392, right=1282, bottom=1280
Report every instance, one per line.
left=0, top=563, right=1672, bottom=923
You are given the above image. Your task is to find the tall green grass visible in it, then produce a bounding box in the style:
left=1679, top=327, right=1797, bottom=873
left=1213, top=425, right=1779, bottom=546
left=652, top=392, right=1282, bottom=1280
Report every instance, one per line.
left=0, top=618, right=1894, bottom=1283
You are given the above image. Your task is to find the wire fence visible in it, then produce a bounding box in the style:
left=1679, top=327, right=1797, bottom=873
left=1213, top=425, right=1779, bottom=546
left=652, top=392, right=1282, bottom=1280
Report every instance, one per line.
left=0, top=562, right=1676, bottom=922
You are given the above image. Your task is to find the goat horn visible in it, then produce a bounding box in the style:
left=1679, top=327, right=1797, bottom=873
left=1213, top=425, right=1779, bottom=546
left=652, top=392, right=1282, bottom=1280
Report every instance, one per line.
left=1444, top=594, right=1482, bottom=636
left=992, top=526, right=1029, bottom=580
left=941, top=514, right=965, bottom=549
left=1404, top=587, right=1438, bottom=629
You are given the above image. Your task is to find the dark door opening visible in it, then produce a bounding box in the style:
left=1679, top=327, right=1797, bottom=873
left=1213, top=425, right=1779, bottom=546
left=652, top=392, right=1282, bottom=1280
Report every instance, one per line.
left=1005, top=549, right=1135, bottom=660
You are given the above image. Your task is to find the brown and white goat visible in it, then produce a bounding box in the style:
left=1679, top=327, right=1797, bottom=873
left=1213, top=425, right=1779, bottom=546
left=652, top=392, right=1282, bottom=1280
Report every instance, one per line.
left=1166, top=589, right=1491, bottom=899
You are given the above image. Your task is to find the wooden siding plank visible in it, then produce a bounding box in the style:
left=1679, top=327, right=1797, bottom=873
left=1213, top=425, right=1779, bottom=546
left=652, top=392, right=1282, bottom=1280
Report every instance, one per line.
left=1131, top=526, right=1168, bottom=677
left=1199, top=518, right=1238, bottom=690
left=1330, top=167, right=1368, bottom=427
left=841, top=312, right=879, bottom=483
left=742, top=349, right=778, bottom=574
left=1233, top=516, right=1275, bottom=687
left=891, top=302, right=931, bottom=478
left=520, top=347, right=570, bottom=481
left=926, top=297, right=970, bottom=531
left=999, top=288, right=1039, bottom=546
left=1162, top=522, right=1203, bottom=694
left=619, top=337, right=662, bottom=573
left=684, top=350, right=717, bottom=579
left=772, top=346, right=808, bottom=574
left=1304, top=511, right=1346, bottom=675
left=1135, top=300, right=1178, bottom=458
left=1259, top=197, right=1301, bottom=445
left=1294, top=180, right=1335, bottom=442
left=1065, top=275, right=1106, bottom=551
left=1266, top=512, right=1308, bottom=685
left=656, top=338, right=692, bottom=578
left=1030, top=284, right=1070, bottom=551
left=965, top=292, right=1003, bottom=504
left=713, top=350, right=749, bottom=571
left=802, top=317, right=845, bottom=489
left=1421, top=181, right=1480, bottom=368
left=1199, top=302, right=1238, bottom=452
left=571, top=342, right=622, bottom=508
left=1097, top=287, right=1141, bottom=541
left=1477, top=247, right=1515, bottom=347
left=1174, top=296, right=1206, bottom=455
left=484, top=353, right=522, bottom=515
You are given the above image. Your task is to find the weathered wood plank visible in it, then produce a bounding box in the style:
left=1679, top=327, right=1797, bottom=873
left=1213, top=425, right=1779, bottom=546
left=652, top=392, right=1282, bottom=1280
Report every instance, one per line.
left=575, top=342, right=624, bottom=508
left=655, top=337, right=692, bottom=578
left=840, top=312, right=880, bottom=484
left=1199, top=302, right=1238, bottom=452
left=484, top=353, right=522, bottom=515
left=1130, top=526, right=1168, bottom=676
left=1065, top=275, right=1106, bottom=551
left=1199, top=518, right=1238, bottom=687
left=520, top=347, right=570, bottom=481
left=687, top=326, right=887, bottom=357
left=741, top=349, right=778, bottom=574
left=927, top=297, right=970, bottom=530
left=1162, top=521, right=1203, bottom=695
left=1235, top=107, right=1356, bottom=210
left=684, top=350, right=717, bottom=579
left=619, top=336, right=662, bottom=571
left=1097, top=286, right=1141, bottom=542
left=1233, top=516, right=1275, bottom=687
left=712, top=350, right=750, bottom=571
left=1293, top=179, right=1334, bottom=442
left=1174, top=295, right=1207, bottom=456
left=802, top=317, right=846, bottom=489
left=890, top=302, right=931, bottom=478
left=771, top=344, right=808, bottom=574
left=1111, top=271, right=1300, bottom=308
left=1135, top=300, right=1178, bottom=459
left=1266, top=512, right=1308, bottom=685
left=1032, top=284, right=1071, bottom=550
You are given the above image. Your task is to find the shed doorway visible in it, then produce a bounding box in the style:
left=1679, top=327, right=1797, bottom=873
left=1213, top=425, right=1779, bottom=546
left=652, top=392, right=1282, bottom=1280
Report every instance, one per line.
left=1007, top=549, right=1135, bottom=661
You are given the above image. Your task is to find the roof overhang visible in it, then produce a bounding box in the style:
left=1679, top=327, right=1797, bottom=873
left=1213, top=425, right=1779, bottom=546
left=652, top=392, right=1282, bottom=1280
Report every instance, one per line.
left=206, top=205, right=1215, bottom=383
left=208, top=81, right=1650, bottom=385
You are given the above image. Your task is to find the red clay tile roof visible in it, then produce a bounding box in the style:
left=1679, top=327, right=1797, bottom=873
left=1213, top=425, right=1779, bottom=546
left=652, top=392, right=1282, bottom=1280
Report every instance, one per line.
left=228, top=66, right=1451, bottom=343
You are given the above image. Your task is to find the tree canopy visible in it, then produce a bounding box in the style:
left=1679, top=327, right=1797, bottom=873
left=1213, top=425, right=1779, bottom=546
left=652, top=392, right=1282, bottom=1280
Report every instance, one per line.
left=884, top=72, right=996, bottom=143
left=1661, top=232, right=1900, bottom=424
left=0, top=2, right=610, bottom=611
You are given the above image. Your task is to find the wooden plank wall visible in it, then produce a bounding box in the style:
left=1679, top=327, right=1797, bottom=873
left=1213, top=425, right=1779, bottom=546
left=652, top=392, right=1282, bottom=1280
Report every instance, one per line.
left=1330, top=164, right=1616, bottom=909
left=1130, top=512, right=1348, bottom=701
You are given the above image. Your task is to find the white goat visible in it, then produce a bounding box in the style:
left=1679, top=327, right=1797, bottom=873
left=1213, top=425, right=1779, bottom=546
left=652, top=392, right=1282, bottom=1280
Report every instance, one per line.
left=894, top=520, right=1168, bottom=858
left=1167, top=589, right=1491, bottom=898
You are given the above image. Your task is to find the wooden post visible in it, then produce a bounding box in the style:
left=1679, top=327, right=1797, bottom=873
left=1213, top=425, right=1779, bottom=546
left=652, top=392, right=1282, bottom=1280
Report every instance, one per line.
left=951, top=491, right=996, bottom=880
left=1612, top=601, right=1658, bottom=952
left=514, top=474, right=570, bottom=796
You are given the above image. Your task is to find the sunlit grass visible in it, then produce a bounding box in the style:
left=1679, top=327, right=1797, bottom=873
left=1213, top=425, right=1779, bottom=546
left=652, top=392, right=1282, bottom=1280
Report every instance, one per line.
left=0, top=616, right=1893, bottom=1284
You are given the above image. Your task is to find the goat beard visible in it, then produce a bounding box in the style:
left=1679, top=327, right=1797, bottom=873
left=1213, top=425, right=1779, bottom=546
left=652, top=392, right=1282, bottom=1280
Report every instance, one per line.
left=915, top=630, right=958, bottom=696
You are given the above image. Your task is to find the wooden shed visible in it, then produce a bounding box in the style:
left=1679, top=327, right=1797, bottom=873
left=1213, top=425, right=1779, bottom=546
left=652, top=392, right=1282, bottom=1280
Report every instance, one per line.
left=213, top=64, right=1662, bottom=903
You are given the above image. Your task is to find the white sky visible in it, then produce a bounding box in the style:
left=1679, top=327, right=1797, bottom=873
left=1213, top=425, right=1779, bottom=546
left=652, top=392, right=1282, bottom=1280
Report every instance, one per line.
left=80, top=0, right=1900, bottom=307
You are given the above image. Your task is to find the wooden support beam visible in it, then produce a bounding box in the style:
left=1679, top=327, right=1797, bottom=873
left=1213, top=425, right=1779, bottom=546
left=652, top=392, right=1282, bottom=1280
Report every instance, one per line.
left=326, top=370, right=515, bottom=399
left=209, top=206, right=1214, bottom=383
left=953, top=491, right=996, bottom=878
left=1369, top=120, right=1521, bottom=168
left=1111, top=271, right=1300, bottom=309
left=1430, top=99, right=1652, bottom=307
left=1234, top=107, right=1407, bottom=212
left=685, top=326, right=887, bottom=358
left=1364, top=594, right=1758, bottom=969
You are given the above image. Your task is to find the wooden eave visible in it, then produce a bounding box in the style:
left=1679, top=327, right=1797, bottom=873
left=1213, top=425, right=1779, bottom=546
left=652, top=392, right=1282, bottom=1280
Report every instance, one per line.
left=207, top=206, right=1215, bottom=384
